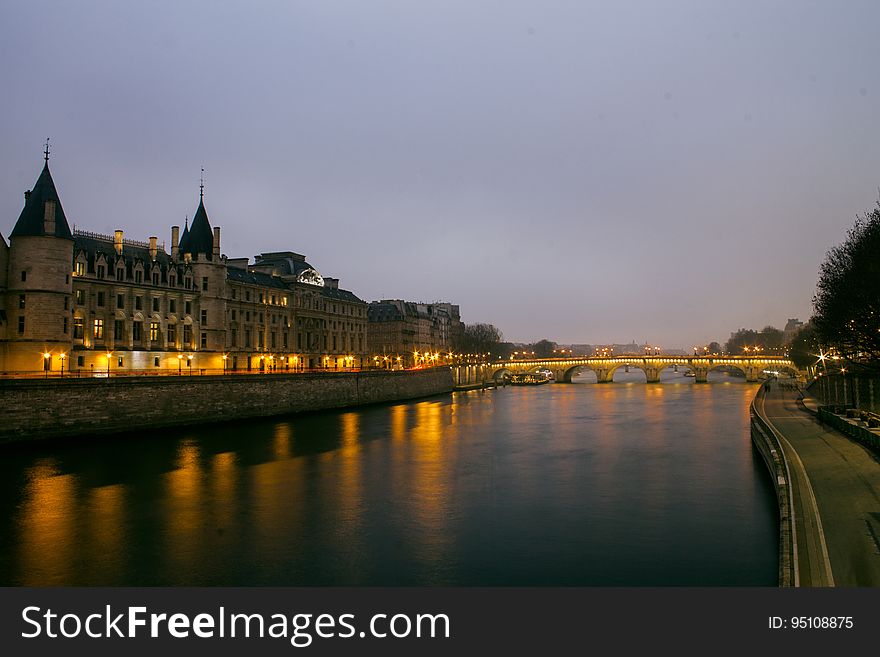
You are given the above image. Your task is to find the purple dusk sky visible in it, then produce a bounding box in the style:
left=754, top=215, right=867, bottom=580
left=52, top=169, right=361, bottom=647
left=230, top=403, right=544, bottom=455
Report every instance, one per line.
left=2, top=1, right=879, bottom=348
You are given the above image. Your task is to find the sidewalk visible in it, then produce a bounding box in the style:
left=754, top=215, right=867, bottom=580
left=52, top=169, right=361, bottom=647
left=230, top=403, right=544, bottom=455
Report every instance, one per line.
left=759, top=380, right=880, bottom=586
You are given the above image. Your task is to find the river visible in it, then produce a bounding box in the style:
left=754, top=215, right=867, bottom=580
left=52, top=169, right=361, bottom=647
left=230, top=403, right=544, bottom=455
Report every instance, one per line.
left=0, top=370, right=778, bottom=585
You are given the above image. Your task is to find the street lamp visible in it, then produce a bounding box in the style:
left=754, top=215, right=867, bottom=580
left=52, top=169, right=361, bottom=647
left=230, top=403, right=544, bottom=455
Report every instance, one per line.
left=59, top=353, right=66, bottom=378
left=106, top=351, right=112, bottom=377
left=222, top=353, right=228, bottom=374
left=178, top=353, right=183, bottom=375
left=43, top=352, right=50, bottom=378
left=187, top=354, right=193, bottom=375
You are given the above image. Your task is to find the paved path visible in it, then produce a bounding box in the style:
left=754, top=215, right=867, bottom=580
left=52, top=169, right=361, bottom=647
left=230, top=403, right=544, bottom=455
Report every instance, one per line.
left=760, top=380, right=880, bottom=586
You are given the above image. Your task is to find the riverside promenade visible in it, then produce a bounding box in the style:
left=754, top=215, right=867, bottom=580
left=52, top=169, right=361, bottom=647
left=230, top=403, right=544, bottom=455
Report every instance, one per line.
left=757, top=379, right=880, bottom=586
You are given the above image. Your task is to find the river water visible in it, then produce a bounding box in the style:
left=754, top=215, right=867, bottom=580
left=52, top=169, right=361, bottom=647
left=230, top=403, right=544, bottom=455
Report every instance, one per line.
left=0, top=370, right=778, bottom=585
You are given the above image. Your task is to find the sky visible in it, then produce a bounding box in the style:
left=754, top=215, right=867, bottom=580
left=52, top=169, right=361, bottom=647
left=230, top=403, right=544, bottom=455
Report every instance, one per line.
left=2, top=1, right=879, bottom=348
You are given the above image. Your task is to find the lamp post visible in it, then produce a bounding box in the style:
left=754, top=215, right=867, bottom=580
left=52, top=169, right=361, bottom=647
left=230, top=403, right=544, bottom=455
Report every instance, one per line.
left=187, top=354, right=193, bottom=375
left=59, top=353, right=66, bottom=378
left=222, top=353, right=228, bottom=374
left=106, top=352, right=112, bottom=378
left=43, top=352, right=50, bottom=378
left=178, top=353, right=183, bottom=375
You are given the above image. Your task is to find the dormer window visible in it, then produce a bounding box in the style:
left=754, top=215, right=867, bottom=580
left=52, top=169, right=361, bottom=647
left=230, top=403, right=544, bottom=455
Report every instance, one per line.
left=74, top=261, right=85, bottom=277
left=116, top=267, right=125, bottom=281
left=97, top=265, right=105, bottom=279
left=135, top=270, right=143, bottom=284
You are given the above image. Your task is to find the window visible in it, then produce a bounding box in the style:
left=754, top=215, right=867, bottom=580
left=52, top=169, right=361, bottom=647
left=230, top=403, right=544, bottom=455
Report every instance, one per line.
left=169, top=274, right=176, bottom=287
left=168, top=324, right=176, bottom=344
left=132, top=321, right=142, bottom=342
left=117, top=294, right=124, bottom=309
left=73, top=318, right=84, bottom=339
left=231, top=310, right=236, bottom=321
left=75, top=289, right=84, bottom=305
left=245, top=290, right=251, bottom=301
left=185, top=301, right=192, bottom=315
left=150, top=322, right=160, bottom=341
left=154, top=357, right=160, bottom=367
left=283, top=332, right=288, bottom=348
left=18, top=294, right=25, bottom=309
left=245, top=329, right=252, bottom=348
left=231, top=328, right=237, bottom=345
left=97, top=265, right=105, bottom=278
left=135, top=296, right=142, bottom=311
left=169, top=299, right=177, bottom=313
left=297, top=333, right=302, bottom=349
left=21, top=270, right=26, bottom=282
left=201, top=332, right=207, bottom=348
left=271, top=332, right=276, bottom=348
left=271, top=295, right=276, bottom=305
left=116, top=267, right=124, bottom=281
left=77, top=355, right=84, bottom=367
left=135, top=270, right=142, bottom=284
left=183, top=325, right=192, bottom=346
left=202, top=277, right=208, bottom=291
left=97, top=292, right=105, bottom=306
left=258, top=332, right=264, bottom=348
left=259, top=293, right=264, bottom=303
left=152, top=272, right=159, bottom=286
left=117, top=357, right=124, bottom=367
left=75, top=261, right=85, bottom=276
left=246, top=311, right=250, bottom=322
left=185, top=277, right=191, bottom=289
left=114, top=320, right=124, bottom=340
left=332, top=335, right=337, bottom=351
left=232, top=288, right=237, bottom=300
left=18, top=316, right=24, bottom=334
left=64, top=297, right=69, bottom=310
left=201, top=310, right=207, bottom=325
left=94, top=319, right=104, bottom=339
left=152, top=298, right=159, bottom=312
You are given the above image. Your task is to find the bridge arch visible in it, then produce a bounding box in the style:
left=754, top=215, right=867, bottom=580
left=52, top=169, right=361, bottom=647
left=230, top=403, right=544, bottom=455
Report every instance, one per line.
left=563, top=364, right=599, bottom=383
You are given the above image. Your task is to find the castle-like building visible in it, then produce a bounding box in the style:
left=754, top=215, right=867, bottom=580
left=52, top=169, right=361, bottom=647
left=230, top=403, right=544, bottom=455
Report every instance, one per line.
left=0, top=155, right=368, bottom=374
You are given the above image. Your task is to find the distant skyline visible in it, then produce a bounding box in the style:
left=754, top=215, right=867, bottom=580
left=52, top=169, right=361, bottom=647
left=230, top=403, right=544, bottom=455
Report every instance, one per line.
left=2, top=1, right=879, bottom=348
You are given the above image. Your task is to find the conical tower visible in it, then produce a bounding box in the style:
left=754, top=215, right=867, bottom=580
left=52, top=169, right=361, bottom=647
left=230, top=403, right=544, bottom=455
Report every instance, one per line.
left=3, top=143, right=74, bottom=372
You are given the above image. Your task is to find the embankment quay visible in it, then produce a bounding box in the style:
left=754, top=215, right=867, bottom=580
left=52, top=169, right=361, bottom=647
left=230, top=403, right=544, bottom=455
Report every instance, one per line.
left=752, top=379, right=880, bottom=586
left=0, top=367, right=453, bottom=443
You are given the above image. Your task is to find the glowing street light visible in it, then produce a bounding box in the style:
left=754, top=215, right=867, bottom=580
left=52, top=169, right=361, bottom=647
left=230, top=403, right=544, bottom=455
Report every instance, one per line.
left=59, top=352, right=66, bottom=378
left=43, top=352, right=50, bottom=378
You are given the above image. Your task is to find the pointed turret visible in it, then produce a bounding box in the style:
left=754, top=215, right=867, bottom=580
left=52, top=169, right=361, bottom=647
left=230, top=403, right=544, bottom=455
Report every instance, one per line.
left=179, top=216, right=190, bottom=253
left=10, top=162, right=73, bottom=239
left=187, top=197, right=214, bottom=257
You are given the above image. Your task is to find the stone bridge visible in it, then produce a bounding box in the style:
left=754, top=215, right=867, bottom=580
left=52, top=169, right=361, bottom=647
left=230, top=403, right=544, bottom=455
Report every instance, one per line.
left=451, top=355, right=799, bottom=386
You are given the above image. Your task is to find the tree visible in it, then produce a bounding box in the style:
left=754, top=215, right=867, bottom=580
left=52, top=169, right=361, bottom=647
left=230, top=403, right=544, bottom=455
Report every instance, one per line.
left=529, top=339, right=557, bottom=358
left=708, top=341, right=722, bottom=354
left=788, top=323, right=819, bottom=370
left=725, top=326, right=784, bottom=355
left=454, top=323, right=503, bottom=357
left=812, top=201, right=880, bottom=371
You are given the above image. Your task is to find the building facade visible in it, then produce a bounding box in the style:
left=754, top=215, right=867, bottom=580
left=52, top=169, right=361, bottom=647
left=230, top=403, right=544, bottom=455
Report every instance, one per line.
left=0, top=158, right=367, bottom=374
left=367, top=299, right=461, bottom=367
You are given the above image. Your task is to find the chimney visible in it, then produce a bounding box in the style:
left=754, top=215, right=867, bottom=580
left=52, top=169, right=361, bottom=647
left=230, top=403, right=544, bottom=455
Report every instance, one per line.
left=171, top=226, right=179, bottom=260
left=24, top=190, right=31, bottom=202
left=114, top=230, right=124, bottom=255
left=213, top=226, right=221, bottom=258
left=149, top=236, right=158, bottom=261
left=43, top=200, right=56, bottom=235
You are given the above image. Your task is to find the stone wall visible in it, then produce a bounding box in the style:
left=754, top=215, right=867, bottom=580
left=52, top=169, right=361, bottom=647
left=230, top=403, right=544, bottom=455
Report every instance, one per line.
left=0, top=367, right=454, bottom=443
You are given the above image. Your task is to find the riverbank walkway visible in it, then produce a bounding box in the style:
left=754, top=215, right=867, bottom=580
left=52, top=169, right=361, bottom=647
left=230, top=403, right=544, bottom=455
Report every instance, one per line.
left=757, top=379, right=880, bottom=586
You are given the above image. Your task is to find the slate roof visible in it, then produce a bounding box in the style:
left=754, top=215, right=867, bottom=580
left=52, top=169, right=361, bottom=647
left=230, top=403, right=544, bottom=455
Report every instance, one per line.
left=321, top=287, right=364, bottom=303
left=226, top=267, right=289, bottom=290
left=10, top=163, right=73, bottom=239
left=186, top=198, right=214, bottom=256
